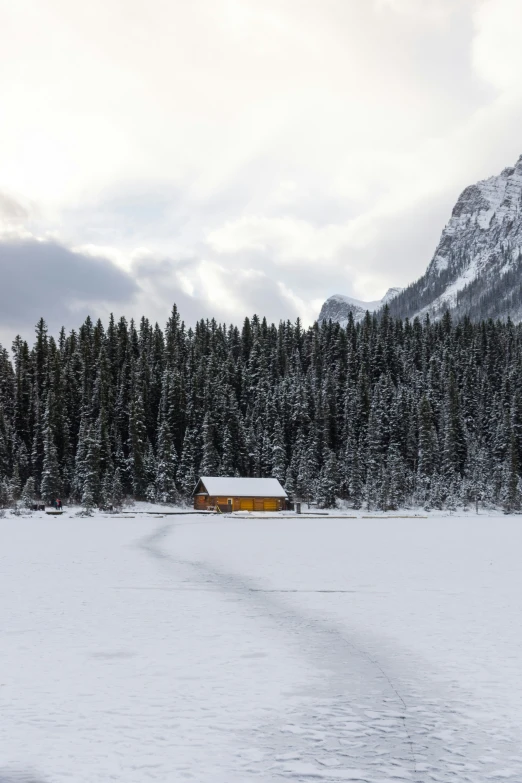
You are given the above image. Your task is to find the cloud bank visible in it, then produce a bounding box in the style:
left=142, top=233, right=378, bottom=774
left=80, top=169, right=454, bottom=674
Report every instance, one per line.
left=1, top=0, right=521, bottom=344
left=0, top=240, right=138, bottom=335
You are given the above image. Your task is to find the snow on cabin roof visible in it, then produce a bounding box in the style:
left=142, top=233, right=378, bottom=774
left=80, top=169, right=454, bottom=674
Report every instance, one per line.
left=196, top=477, right=288, bottom=498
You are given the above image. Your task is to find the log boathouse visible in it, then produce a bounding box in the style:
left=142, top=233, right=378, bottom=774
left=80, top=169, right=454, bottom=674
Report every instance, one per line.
left=193, top=477, right=288, bottom=512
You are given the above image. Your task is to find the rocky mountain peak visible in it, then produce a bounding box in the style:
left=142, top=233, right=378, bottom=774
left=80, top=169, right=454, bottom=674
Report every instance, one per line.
left=318, top=287, right=403, bottom=326
left=386, top=155, right=522, bottom=323
left=318, top=155, right=522, bottom=327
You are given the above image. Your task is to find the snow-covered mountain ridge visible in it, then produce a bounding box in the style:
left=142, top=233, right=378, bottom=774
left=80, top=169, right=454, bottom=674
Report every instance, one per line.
left=318, top=287, right=403, bottom=326
left=319, top=155, right=522, bottom=325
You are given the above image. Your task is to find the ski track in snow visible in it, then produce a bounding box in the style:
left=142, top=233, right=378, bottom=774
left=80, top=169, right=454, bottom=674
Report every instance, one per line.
left=138, top=521, right=522, bottom=783
left=1, top=515, right=522, bottom=782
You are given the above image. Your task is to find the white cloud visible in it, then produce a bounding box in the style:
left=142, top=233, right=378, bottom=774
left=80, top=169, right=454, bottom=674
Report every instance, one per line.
left=206, top=172, right=452, bottom=267
left=374, top=0, right=456, bottom=22
left=277, top=281, right=322, bottom=325
left=207, top=216, right=348, bottom=263
left=472, top=0, right=522, bottom=94
left=0, top=0, right=520, bottom=335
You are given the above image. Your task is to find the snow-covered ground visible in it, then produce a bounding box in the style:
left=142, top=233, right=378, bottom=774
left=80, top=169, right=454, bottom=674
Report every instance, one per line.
left=1, top=511, right=522, bottom=782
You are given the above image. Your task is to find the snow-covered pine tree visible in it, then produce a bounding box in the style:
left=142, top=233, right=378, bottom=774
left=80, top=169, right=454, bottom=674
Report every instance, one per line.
left=40, top=393, right=61, bottom=503
left=178, top=426, right=198, bottom=499
left=101, top=470, right=114, bottom=509
left=441, top=369, right=466, bottom=480
left=0, top=405, right=10, bottom=481
left=316, top=448, right=338, bottom=508
left=297, top=431, right=319, bottom=505
left=8, top=461, right=21, bottom=503
left=112, top=467, right=124, bottom=508
left=417, top=394, right=438, bottom=505
left=500, top=432, right=520, bottom=513
left=0, top=477, right=9, bottom=508
left=284, top=463, right=297, bottom=499
left=128, top=383, right=148, bottom=498
left=21, top=476, right=36, bottom=508
left=30, top=392, right=44, bottom=493
left=349, top=443, right=365, bottom=509
left=385, top=443, right=405, bottom=510
left=220, top=424, right=235, bottom=477
left=271, top=417, right=286, bottom=484
left=72, top=415, right=89, bottom=501
left=429, top=474, right=444, bottom=510
left=15, top=441, right=29, bottom=488
left=144, top=441, right=157, bottom=488
left=200, top=412, right=219, bottom=476
left=260, top=430, right=273, bottom=478
left=155, top=419, right=179, bottom=503
left=81, top=424, right=101, bottom=510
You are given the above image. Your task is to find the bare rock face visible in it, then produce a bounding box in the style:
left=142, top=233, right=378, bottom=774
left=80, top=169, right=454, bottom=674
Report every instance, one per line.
left=386, top=155, right=522, bottom=322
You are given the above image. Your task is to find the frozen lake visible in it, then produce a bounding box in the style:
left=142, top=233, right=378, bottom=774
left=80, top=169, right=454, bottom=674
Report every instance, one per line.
left=1, top=514, right=522, bottom=782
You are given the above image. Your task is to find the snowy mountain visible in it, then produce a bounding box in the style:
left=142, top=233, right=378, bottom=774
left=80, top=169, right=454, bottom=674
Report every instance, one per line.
left=319, top=155, right=522, bottom=326
left=318, top=287, right=403, bottom=326
left=387, top=155, right=522, bottom=322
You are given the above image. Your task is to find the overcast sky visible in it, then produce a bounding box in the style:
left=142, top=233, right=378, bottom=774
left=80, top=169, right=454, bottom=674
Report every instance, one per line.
left=1, top=0, right=522, bottom=346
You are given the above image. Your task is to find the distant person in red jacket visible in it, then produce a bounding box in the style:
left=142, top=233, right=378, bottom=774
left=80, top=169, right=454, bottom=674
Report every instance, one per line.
left=57, top=498, right=62, bottom=510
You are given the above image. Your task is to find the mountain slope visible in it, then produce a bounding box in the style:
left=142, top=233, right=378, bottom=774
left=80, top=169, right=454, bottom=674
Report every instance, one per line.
left=318, top=287, right=402, bottom=326
left=387, top=155, right=522, bottom=322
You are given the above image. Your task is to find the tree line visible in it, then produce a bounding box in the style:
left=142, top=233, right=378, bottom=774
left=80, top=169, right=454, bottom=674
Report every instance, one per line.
left=1, top=305, right=522, bottom=512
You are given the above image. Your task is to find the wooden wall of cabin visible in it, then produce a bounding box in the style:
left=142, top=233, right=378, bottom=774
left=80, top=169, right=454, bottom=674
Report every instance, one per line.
left=193, top=496, right=285, bottom=511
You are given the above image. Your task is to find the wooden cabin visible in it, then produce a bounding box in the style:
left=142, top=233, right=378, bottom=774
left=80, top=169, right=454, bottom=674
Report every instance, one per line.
left=193, top=477, right=288, bottom=512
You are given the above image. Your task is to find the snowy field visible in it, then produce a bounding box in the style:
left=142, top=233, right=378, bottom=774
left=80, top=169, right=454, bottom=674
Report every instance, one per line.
left=1, top=512, right=522, bottom=782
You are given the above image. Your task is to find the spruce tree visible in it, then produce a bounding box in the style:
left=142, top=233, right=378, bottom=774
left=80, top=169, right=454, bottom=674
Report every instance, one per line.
left=73, top=416, right=89, bottom=501
left=0, top=478, right=9, bottom=508
left=101, top=470, right=114, bottom=509
left=200, top=413, right=219, bottom=476
left=316, top=449, right=338, bottom=508
left=386, top=443, right=404, bottom=510
left=221, top=424, right=235, bottom=477
left=128, top=387, right=148, bottom=498
left=500, top=433, right=520, bottom=512
left=178, top=426, right=198, bottom=498
left=112, top=467, right=124, bottom=508
left=81, top=425, right=101, bottom=510
left=284, top=463, right=297, bottom=499
left=41, top=394, right=61, bottom=503
left=155, top=419, right=179, bottom=503
left=271, top=417, right=287, bottom=484
left=9, top=464, right=22, bottom=504
left=21, top=476, right=36, bottom=508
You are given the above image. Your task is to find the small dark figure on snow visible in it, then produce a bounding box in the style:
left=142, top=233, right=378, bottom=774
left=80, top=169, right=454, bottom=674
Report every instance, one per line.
left=57, top=498, right=62, bottom=510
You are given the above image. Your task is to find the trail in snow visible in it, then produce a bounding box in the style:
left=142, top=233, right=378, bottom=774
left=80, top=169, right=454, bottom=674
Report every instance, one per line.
left=138, top=521, right=522, bottom=783
left=2, top=514, right=522, bottom=782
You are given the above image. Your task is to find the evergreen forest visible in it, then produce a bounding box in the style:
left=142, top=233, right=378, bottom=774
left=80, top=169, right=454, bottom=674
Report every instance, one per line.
left=1, top=305, right=522, bottom=512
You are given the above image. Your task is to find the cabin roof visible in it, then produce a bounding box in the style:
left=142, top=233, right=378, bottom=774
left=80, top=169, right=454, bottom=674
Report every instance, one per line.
left=195, top=476, right=288, bottom=498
